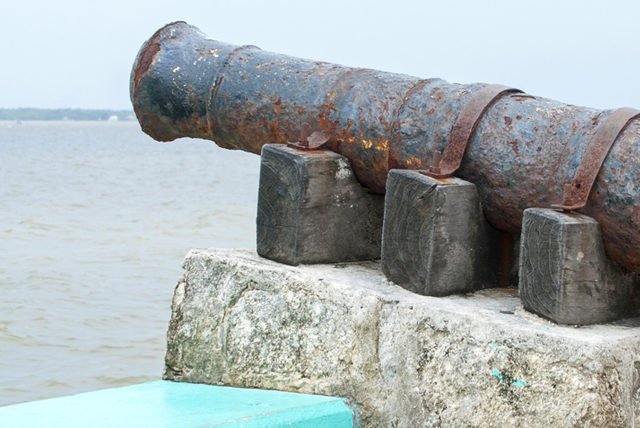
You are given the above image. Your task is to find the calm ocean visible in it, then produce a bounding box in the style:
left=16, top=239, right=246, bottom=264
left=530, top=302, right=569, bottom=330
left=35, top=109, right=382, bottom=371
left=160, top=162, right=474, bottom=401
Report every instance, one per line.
left=0, top=121, right=260, bottom=405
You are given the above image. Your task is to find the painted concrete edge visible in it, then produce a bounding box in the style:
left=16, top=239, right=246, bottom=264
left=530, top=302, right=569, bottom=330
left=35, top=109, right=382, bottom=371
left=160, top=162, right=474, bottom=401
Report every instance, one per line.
left=0, top=380, right=356, bottom=427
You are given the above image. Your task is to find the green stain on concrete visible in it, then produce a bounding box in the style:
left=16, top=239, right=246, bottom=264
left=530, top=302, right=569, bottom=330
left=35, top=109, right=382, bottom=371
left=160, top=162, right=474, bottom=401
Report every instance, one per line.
left=0, top=380, right=355, bottom=427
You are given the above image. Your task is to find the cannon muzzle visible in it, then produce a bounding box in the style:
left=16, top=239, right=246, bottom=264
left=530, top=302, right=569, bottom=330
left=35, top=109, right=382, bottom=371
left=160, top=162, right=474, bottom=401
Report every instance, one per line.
left=131, top=21, right=640, bottom=274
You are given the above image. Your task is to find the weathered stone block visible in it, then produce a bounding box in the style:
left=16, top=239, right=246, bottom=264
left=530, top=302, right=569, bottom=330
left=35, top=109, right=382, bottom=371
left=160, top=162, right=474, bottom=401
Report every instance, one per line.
left=257, top=144, right=383, bottom=265
left=382, top=170, right=499, bottom=296
left=519, top=208, right=636, bottom=325
left=165, top=248, right=640, bottom=427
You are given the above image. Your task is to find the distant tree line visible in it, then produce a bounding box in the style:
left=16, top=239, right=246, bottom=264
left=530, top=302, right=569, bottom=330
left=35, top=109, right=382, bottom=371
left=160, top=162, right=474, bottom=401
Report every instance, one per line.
left=0, top=108, right=135, bottom=121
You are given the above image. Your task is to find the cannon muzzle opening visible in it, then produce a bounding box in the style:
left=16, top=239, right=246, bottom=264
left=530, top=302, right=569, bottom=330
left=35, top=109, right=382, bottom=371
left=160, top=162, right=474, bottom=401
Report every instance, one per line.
left=131, top=22, right=224, bottom=143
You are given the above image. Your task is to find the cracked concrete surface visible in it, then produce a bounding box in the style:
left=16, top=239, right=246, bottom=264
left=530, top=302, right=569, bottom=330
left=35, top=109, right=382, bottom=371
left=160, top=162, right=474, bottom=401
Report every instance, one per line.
left=165, top=248, right=640, bottom=427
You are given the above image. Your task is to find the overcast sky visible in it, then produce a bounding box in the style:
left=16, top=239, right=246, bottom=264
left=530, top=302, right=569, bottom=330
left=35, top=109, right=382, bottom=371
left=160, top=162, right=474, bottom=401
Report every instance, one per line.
left=2, top=0, right=638, bottom=111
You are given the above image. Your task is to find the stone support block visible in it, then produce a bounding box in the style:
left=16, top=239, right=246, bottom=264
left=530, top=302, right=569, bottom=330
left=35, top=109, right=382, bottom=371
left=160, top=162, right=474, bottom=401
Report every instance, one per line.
left=257, top=144, right=383, bottom=265
left=519, top=208, right=636, bottom=325
left=382, top=170, right=499, bottom=296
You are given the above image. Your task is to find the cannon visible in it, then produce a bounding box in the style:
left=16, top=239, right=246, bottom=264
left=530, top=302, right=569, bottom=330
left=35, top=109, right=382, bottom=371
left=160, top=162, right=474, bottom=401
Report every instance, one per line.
left=130, top=21, right=640, bottom=275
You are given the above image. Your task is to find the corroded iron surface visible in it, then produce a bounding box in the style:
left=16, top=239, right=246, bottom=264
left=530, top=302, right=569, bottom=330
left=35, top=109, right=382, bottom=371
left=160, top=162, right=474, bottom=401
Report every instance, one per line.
left=421, top=84, right=523, bottom=178
left=553, top=107, right=640, bottom=210
left=131, top=21, right=640, bottom=273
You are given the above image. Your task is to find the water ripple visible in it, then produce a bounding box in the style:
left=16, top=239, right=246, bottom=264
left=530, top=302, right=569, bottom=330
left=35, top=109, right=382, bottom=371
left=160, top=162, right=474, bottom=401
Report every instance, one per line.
left=0, top=121, right=259, bottom=405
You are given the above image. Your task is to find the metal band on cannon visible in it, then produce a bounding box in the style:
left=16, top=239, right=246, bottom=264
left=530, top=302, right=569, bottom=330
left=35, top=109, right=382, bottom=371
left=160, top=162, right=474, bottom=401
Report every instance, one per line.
left=554, top=107, right=640, bottom=211
left=422, top=84, right=524, bottom=178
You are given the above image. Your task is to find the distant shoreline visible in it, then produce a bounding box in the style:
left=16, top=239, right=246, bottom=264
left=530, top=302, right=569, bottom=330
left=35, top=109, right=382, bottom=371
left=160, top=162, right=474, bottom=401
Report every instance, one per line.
left=0, top=108, right=135, bottom=121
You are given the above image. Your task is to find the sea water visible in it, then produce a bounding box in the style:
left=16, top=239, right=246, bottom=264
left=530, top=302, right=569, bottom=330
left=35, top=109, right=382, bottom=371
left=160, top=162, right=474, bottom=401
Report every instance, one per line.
left=0, top=121, right=259, bottom=405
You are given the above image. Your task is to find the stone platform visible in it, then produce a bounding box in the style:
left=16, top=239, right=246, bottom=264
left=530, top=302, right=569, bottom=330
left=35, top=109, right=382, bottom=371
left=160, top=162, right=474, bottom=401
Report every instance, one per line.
left=166, top=249, right=640, bottom=427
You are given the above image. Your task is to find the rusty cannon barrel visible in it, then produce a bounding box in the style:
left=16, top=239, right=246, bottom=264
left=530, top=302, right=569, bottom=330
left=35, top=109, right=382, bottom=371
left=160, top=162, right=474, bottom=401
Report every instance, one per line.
left=130, top=21, right=640, bottom=274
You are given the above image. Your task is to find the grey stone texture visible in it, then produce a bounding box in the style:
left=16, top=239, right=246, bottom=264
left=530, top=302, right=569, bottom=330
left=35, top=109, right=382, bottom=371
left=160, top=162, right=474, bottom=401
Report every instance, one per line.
left=165, top=248, right=640, bottom=427
left=257, top=144, right=383, bottom=265
left=382, top=170, right=500, bottom=296
left=519, top=208, right=638, bottom=325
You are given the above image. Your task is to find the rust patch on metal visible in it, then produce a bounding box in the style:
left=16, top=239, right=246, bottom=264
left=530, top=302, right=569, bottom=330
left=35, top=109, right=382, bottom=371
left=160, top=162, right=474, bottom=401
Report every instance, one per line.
left=132, top=40, right=160, bottom=90
left=287, top=123, right=331, bottom=151
left=131, top=21, right=185, bottom=91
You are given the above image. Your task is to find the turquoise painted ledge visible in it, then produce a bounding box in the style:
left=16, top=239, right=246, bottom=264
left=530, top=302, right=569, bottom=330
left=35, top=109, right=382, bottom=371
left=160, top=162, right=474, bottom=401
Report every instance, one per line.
left=0, top=380, right=355, bottom=427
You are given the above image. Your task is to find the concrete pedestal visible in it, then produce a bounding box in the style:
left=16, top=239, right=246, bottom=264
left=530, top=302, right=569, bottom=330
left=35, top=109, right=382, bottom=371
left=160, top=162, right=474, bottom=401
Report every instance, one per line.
left=165, top=248, right=640, bottom=427
left=257, top=144, right=383, bottom=265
